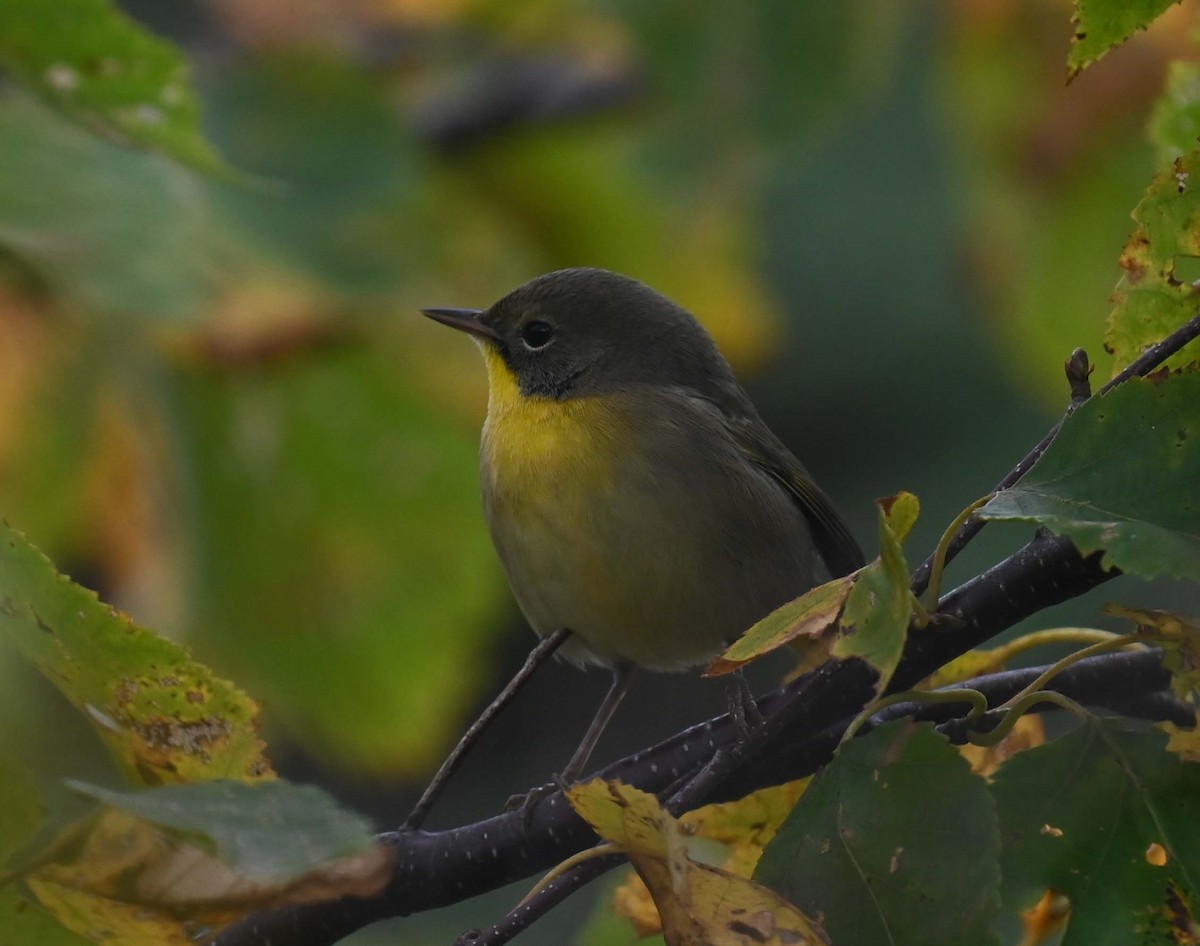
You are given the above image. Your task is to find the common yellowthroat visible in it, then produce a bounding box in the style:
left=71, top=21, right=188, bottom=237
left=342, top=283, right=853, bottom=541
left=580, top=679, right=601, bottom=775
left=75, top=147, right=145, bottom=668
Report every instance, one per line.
left=415, top=267, right=862, bottom=819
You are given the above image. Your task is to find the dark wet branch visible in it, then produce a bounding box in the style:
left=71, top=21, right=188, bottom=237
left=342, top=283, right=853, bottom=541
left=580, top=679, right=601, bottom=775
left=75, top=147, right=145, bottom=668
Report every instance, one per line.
left=211, top=525, right=1186, bottom=946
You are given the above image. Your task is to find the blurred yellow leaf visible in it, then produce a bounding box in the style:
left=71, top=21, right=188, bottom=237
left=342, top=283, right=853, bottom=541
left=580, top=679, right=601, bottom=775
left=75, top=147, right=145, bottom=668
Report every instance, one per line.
left=27, top=779, right=391, bottom=944
left=1104, top=604, right=1200, bottom=701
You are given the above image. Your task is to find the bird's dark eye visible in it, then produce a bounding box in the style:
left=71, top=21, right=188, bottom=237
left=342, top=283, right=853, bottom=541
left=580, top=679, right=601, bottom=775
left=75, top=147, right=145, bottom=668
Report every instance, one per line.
left=520, top=320, right=555, bottom=349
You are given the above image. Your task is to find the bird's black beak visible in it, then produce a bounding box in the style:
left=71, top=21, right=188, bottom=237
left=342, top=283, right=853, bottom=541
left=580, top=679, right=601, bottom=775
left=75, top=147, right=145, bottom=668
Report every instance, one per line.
left=421, top=307, right=501, bottom=343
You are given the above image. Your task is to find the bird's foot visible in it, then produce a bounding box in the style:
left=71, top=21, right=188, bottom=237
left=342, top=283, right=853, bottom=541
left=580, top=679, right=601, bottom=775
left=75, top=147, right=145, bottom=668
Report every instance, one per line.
left=504, top=777, right=569, bottom=828
left=727, top=672, right=765, bottom=739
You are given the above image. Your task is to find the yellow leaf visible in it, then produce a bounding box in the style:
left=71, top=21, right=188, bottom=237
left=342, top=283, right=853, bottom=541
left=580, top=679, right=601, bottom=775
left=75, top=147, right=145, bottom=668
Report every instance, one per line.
left=610, top=780, right=811, bottom=937
left=1018, top=890, right=1070, bottom=946
left=28, top=879, right=195, bottom=946
left=1163, top=708, right=1200, bottom=762
left=1104, top=604, right=1200, bottom=700
left=925, top=648, right=1006, bottom=688
left=706, top=578, right=853, bottom=676
left=568, top=781, right=826, bottom=946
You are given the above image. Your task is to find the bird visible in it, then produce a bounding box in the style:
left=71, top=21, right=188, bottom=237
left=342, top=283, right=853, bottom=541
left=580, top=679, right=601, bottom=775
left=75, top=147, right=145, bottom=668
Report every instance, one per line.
left=409, top=267, right=862, bottom=826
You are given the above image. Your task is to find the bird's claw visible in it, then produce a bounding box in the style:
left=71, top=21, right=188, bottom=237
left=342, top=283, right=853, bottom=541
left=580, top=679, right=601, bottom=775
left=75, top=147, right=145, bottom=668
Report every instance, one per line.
left=505, top=780, right=563, bottom=827
left=727, top=673, right=765, bottom=738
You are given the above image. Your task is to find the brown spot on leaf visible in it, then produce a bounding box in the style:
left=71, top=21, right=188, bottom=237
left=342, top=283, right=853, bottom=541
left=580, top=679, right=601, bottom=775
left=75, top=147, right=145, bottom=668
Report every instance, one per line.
left=186, top=691, right=205, bottom=704
left=727, top=919, right=769, bottom=942
left=135, top=715, right=232, bottom=764
left=1147, top=842, right=1168, bottom=867
left=1040, top=824, right=1064, bottom=837
left=1164, top=881, right=1199, bottom=944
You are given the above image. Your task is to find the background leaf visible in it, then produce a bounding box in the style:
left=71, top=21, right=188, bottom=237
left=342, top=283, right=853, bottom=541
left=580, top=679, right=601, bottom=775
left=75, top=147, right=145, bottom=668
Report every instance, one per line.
left=0, top=0, right=227, bottom=174
left=980, top=372, right=1200, bottom=582
left=755, top=721, right=1001, bottom=946
left=1105, top=147, right=1200, bottom=373
left=168, top=346, right=507, bottom=774
left=1067, top=0, right=1181, bottom=80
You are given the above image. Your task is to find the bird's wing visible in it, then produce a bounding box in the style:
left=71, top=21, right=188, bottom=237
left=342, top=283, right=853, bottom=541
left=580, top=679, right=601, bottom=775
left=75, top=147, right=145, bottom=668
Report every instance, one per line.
left=725, top=410, right=866, bottom=579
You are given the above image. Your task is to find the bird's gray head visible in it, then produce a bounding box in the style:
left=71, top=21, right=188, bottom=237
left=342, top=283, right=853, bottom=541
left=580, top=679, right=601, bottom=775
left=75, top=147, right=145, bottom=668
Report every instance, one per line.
left=423, top=268, right=738, bottom=400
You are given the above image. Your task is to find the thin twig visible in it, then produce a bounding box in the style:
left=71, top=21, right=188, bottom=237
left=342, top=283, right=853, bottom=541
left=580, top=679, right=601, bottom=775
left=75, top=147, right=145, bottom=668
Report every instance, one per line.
left=404, top=628, right=571, bottom=830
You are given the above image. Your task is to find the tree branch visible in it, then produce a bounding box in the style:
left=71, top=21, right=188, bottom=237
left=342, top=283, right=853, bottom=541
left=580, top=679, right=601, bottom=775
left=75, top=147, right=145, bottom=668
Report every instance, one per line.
left=213, top=528, right=1154, bottom=946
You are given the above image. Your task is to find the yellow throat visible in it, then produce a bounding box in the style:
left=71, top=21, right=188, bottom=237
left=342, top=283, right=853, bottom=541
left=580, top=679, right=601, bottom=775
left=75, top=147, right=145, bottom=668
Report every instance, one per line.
left=479, top=345, right=623, bottom=498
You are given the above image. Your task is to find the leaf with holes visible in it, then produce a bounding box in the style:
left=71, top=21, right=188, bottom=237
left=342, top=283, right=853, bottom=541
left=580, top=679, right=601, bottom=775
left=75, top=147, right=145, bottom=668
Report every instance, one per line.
left=992, top=717, right=1200, bottom=945
left=1105, top=148, right=1200, bottom=372
left=755, top=721, right=1001, bottom=946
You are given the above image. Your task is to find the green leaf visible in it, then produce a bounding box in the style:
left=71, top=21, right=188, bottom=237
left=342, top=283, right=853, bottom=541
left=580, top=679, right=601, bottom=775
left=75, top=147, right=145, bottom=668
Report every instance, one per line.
left=0, top=520, right=271, bottom=784
left=169, top=346, right=508, bottom=775
left=1066, top=0, right=1181, bottom=81
left=0, top=92, right=222, bottom=319
left=0, top=0, right=227, bottom=174
left=0, top=759, right=42, bottom=869
left=1105, top=148, right=1200, bottom=372
left=0, top=888, right=91, bottom=946
left=991, top=718, right=1200, bottom=944
left=67, top=779, right=382, bottom=886
left=1150, top=61, right=1200, bottom=167
left=979, top=372, right=1200, bottom=581
left=755, top=721, right=1001, bottom=946
left=832, top=492, right=918, bottom=693
left=202, top=53, right=434, bottom=295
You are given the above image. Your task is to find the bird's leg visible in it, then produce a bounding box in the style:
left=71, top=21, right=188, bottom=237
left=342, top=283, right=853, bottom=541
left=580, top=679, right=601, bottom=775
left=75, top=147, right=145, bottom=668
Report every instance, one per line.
left=402, top=628, right=571, bottom=831
left=507, top=661, right=636, bottom=821
left=726, top=668, right=764, bottom=738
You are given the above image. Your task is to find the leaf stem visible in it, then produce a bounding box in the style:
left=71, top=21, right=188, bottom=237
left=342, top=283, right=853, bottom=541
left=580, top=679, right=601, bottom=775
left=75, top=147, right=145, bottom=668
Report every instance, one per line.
left=924, top=494, right=995, bottom=612
left=998, top=633, right=1145, bottom=712
left=840, top=687, right=989, bottom=747
left=984, top=628, right=1123, bottom=666
left=968, top=690, right=1089, bottom=747
left=518, top=843, right=619, bottom=907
